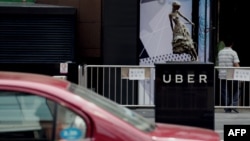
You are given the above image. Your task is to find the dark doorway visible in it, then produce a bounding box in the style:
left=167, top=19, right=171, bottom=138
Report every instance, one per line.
left=219, top=0, right=247, bottom=66
left=218, top=0, right=250, bottom=106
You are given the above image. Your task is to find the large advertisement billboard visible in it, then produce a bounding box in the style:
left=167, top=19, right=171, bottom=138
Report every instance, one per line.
left=139, top=0, right=195, bottom=104
left=139, top=0, right=195, bottom=64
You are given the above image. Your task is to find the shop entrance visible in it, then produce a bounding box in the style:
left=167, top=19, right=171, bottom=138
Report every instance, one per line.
left=216, top=0, right=250, bottom=108
left=219, top=0, right=247, bottom=66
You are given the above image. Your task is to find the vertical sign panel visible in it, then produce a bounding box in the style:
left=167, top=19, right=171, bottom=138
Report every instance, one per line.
left=155, top=62, right=214, bottom=129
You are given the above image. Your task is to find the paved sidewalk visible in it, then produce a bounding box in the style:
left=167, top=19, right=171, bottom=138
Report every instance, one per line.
left=133, top=108, right=250, bottom=141
left=215, top=109, right=250, bottom=140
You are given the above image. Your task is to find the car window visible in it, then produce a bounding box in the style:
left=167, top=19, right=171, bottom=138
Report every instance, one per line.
left=69, top=83, right=156, bottom=132
left=45, top=100, right=87, bottom=141
left=0, top=90, right=87, bottom=141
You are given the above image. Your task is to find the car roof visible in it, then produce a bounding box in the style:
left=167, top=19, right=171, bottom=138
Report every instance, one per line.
left=0, top=71, right=69, bottom=89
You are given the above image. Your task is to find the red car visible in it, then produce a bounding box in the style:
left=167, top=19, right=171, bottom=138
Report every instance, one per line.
left=0, top=71, right=220, bottom=141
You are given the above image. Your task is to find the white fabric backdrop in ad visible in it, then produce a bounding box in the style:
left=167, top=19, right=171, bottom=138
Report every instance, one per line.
left=139, top=0, right=193, bottom=64
left=138, top=0, right=193, bottom=105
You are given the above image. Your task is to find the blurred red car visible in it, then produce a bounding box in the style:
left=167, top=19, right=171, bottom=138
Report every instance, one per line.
left=0, top=71, right=220, bottom=141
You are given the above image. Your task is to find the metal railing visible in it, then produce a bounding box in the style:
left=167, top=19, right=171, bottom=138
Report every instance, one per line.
left=214, top=66, right=250, bottom=109
left=82, top=65, right=155, bottom=108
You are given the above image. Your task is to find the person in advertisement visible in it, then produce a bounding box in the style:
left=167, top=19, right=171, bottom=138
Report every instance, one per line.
left=169, top=1, right=198, bottom=61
